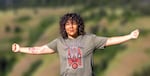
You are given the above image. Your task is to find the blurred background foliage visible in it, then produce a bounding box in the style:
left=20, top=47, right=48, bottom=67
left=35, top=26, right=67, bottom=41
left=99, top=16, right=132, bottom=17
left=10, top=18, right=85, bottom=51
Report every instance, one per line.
left=0, top=0, right=150, bottom=76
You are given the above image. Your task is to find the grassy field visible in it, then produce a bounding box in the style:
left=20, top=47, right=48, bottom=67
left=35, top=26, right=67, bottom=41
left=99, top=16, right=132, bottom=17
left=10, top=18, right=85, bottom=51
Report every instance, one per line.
left=0, top=7, right=150, bottom=76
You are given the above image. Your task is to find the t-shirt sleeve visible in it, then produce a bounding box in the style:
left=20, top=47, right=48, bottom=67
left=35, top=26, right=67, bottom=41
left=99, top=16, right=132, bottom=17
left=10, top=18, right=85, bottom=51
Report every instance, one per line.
left=46, top=38, right=58, bottom=52
left=93, top=35, right=108, bottom=49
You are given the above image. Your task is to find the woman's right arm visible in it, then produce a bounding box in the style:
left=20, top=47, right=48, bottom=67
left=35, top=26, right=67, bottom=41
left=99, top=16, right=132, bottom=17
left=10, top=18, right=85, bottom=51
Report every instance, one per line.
left=12, top=43, right=55, bottom=54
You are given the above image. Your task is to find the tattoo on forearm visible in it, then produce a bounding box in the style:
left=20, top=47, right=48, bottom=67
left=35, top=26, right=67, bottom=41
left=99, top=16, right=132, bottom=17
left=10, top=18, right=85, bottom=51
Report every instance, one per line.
left=28, top=47, right=46, bottom=54
left=28, top=47, right=40, bottom=54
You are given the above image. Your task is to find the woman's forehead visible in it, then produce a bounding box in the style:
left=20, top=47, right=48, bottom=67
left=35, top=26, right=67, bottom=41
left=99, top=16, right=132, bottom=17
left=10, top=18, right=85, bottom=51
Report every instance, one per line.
left=66, top=19, right=77, bottom=23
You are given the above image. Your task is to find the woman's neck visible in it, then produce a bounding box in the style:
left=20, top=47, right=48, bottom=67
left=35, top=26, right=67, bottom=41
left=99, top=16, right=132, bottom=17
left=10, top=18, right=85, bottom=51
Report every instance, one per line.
left=68, top=34, right=78, bottom=39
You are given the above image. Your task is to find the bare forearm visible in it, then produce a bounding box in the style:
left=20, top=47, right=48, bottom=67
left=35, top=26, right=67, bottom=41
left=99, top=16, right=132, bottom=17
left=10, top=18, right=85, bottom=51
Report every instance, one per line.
left=106, top=35, right=131, bottom=46
left=105, top=29, right=139, bottom=46
left=19, top=46, right=54, bottom=54
left=12, top=43, right=55, bottom=54
left=19, top=47, right=42, bottom=54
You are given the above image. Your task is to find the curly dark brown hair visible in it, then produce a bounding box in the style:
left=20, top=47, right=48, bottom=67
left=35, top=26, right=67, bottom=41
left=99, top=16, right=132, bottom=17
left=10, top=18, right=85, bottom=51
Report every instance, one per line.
left=59, top=13, right=85, bottom=39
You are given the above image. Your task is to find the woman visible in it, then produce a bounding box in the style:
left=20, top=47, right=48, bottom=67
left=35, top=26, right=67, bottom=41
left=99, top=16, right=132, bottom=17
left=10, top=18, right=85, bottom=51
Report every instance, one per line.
left=12, top=13, right=139, bottom=76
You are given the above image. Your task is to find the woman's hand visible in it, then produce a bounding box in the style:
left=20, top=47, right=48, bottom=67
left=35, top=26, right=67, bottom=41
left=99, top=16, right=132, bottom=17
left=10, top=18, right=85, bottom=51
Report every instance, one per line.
left=12, top=43, right=20, bottom=52
left=129, top=29, right=140, bottom=39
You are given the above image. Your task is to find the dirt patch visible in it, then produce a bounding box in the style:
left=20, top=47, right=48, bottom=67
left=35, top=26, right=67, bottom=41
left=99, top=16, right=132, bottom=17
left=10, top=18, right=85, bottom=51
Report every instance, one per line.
left=34, top=59, right=60, bottom=76
left=104, top=35, right=150, bottom=76
left=105, top=51, right=149, bottom=76
left=8, top=55, right=42, bottom=76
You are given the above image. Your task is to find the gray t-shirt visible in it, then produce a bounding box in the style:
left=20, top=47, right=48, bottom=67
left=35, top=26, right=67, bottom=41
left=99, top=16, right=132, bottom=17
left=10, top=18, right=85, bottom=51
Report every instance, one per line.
left=47, top=34, right=108, bottom=76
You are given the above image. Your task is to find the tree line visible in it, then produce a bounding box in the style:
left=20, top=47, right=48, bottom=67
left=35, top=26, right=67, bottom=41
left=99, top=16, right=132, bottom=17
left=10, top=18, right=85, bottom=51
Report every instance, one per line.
left=0, top=0, right=149, bottom=15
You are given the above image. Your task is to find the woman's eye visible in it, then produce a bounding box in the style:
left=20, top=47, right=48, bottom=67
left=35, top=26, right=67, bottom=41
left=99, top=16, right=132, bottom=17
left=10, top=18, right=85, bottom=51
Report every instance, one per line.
left=66, top=23, right=70, bottom=25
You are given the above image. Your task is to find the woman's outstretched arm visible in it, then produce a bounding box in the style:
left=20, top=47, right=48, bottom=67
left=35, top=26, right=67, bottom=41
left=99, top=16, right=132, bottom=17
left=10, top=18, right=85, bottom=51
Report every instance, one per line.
left=105, top=29, right=139, bottom=46
left=12, top=43, right=55, bottom=54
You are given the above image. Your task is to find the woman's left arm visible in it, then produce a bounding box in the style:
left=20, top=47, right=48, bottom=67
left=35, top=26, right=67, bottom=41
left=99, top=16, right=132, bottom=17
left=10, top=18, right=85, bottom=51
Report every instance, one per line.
left=105, top=29, right=139, bottom=46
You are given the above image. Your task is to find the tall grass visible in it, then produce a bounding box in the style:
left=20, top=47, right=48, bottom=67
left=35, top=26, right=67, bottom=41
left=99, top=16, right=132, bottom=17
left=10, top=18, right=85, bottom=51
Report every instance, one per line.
left=93, top=44, right=126, bottom=76
left=132, top=63, right=150, bottom=76
left=28, top=16, right=55, bottom=45
left=15, top=15, right=31, bottom=23
left=0, top=53, right=17, bottom=76
left=23, top=60, right=43, bottom=76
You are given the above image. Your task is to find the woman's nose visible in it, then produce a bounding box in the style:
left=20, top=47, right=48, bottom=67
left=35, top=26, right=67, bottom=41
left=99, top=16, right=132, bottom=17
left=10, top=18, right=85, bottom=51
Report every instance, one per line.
left=69, top=24, right=73, bottom=28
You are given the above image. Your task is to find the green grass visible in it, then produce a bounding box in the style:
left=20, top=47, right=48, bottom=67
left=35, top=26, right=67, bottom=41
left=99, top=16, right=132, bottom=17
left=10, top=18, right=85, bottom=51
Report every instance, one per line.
left=93, top=44, right=126, bottom=76
left=132, top=63, right=150, bottom=76
left=0, top=53, right=17, bottom=76
left=15, top=15, right=31, bottom=23
left=23, top=60, right=43, bottom=76
left=0, top=7, right=150, bottom=76
left=28, top=16, right=56, bottom=45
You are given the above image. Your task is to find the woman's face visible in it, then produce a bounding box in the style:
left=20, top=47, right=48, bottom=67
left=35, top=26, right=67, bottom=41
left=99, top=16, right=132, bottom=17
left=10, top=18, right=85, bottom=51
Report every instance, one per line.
left=65, top=19, right=78, bottom=38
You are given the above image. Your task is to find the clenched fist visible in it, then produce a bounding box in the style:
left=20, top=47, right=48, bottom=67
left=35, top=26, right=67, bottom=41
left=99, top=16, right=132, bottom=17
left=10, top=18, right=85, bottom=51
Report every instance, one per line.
left=129, top=29, right=140, bottom=39
left=12, top=43, right=20, bottom=52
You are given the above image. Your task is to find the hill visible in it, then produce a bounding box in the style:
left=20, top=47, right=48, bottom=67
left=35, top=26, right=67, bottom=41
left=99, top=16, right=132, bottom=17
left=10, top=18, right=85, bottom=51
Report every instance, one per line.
left=0, top=7, right=150, bottom=76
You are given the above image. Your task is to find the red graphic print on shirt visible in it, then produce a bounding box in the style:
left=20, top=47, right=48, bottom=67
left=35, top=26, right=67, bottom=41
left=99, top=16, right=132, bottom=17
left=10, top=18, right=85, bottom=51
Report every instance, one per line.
left=67, top=47, right=83, bottom=69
